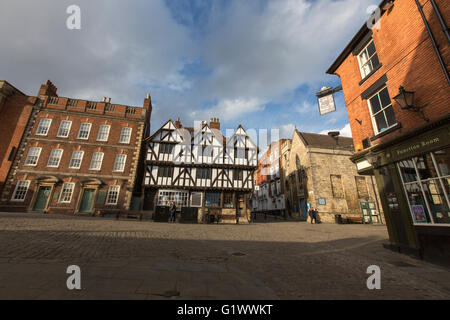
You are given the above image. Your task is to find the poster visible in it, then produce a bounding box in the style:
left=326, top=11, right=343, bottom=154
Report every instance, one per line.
left=411, top=205, right=427, bottom=223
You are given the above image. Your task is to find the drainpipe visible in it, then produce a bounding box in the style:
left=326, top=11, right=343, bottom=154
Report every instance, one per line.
left=430, top=0, right=450, bottom=44
left=414, top=0, right=450, bottom=85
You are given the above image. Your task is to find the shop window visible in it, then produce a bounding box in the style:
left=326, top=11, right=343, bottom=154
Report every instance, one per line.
left=223, top=192, right=234, bottom=208
left=398, top=148, right=450, bottom=225
left=157, top=190, right=188, bottom=207
left=190, top=192, right=202, bottom=207
left=205, top=192, right=220, bottom=207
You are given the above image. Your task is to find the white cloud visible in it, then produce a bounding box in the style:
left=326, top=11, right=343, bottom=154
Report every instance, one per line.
left=320, top=123, right=352, bottom=137
left=280, top=123, right=296, bottom=139
left=197, top=97, right=266, bottom=122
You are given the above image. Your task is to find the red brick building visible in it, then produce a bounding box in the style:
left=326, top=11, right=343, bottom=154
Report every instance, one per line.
left=0, top=81, right=35, bottom=195
left=0, top=80, right=152, bottom=216
left=326, top=0, right=449, bottom=262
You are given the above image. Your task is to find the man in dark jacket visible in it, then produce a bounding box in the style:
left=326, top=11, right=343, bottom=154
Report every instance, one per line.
left=308, top=207, right=315, bottom=224
left=169, top=201, right=177, bottom=223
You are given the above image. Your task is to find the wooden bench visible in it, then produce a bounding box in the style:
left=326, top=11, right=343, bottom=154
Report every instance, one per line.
left=346, top=216, right=363, bottom=224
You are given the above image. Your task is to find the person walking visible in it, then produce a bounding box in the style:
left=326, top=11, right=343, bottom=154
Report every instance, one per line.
left=169, top=201, right=177, bottom=223
left=308, top=207, right=315, bottom=224
left=314, top=208, right=321, bottom=224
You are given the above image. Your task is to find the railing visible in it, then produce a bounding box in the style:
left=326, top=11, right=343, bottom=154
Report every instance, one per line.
left=86, top=101, right=97, bottom=110
left=67, top=99, right=78, bottom=107
left=105, top=104, right=115, bottom=112
left=47, top=97, right=59, bottom=105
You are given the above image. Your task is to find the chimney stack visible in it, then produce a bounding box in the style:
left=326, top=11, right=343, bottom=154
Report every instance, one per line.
left=210, top=117, right=220, bottom=130
left=175, top=117, right=181, bottom=128
left=38, top=80, right=58, bottom=97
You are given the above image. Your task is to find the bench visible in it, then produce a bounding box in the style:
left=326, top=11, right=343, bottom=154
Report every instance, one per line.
left=346, top=216, right=363, bottom=224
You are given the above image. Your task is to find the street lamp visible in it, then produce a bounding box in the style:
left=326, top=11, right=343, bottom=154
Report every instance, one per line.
left=393, top=86, right=429, bottom=122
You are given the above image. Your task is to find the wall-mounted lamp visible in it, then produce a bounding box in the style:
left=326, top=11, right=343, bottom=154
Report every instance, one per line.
left=393, top=86, right=429, bottom=122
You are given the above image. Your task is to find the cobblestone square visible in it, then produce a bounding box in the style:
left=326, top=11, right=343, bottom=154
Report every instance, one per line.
left=0, top=212, right=449, bottom=300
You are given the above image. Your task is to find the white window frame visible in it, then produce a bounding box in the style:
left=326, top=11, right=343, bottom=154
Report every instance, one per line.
left=36, top=118, right=52, bottom=136
left=119, top=127, right=132, bottom=144
left=106, top=185, right=120, bottom=205
left=113, top=154, right=127, bottom=172
left=11, top=180, right=31, bottom=202
left=56, top=120, right=72, bottom=138
left=97, top=125, right=111, bottom=142
left=59, top=182, right=75, bottom=203
left=69, top=151, right=84, bottom=169
left=47, top=149, right=64, bottom=168
left=89, top=152, right=104, bottom=171
left=357, top=39, right=379, bottom=79
left=77, top=122, right=92, bottom=140
left=24, top=147, right=42, bottom=166
left=367, top=86, right=396, bottom=135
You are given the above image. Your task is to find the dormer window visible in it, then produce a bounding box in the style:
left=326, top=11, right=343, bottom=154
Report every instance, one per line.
left=357, top=40, right=380, bottom=79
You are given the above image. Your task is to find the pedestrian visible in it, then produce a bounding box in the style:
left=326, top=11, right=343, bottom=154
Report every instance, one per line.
left=308, top=207, right=315, bottom=224
left=169, top=201, right=177, bottom=223
left=314, top=208, right=321, bottom=224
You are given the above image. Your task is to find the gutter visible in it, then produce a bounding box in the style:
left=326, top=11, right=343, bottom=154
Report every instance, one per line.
left=415, top=0, right=450, bottom=85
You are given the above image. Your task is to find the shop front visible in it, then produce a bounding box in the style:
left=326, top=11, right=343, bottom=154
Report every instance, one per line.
left=353, top=117, right=450, bottom=263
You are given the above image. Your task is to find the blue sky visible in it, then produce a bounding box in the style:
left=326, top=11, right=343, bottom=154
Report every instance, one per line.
left=0, top=0, right=378, bottom=142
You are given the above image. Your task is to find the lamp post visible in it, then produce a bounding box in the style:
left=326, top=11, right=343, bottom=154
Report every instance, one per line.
left=393, top=86, right=429, bottom=122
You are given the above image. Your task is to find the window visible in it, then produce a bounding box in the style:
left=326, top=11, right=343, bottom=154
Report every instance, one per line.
left=59, top=183, right=75, bottom=203
left=36, top=118, right=52, bottom=136
left=357, top=40, right=380, bottom=78
left=78, top=123, right=92, bottom=139
left=57, top=120, right=72, bottom=138
left=368, top=87, right=397, bottom=134
left=158, top=166, right=173, bottom=178
left=234, top=148, right=245, bottom=159
left=119, top=127, right=132, bottom=144
left=331, top=174, right=344, bottom=198
left=11, top=180, right=30, bottom=201
left=223, top=192, right=234, bottom=208
left=69, top=151, right=84, bottom=169
left=205, top=192, right=220, bottom=207
left=106, top=185, right=120, bottom=205
left=398, top=148, right=450, bottom=224
left=24, top=147, right=42, bottom=166
left=157, top=190, right=189, bottom=207
left=190, top=192, right=203, bottom=208
left=234, top=169, right=243, bottom=181
left=355, top=176, right=369, bottom=198
left=113, top=154, right=127, bottom=172
left=97, top=125, right=110, bottom=142
left=47, top=149, right=63, bottom=168
left=89, top=152, right=104, bottom=170
left=160, top=144, right=174, bottom=154
left=196, top=168, right=211, bottom=179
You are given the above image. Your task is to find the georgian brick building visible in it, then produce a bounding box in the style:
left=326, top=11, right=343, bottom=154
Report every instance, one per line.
left=0, top=80, right=152, bottom=215
left=0, top=81, right=35, bottom=195
left=251, top=140, right=290, bottom=218
left=326, top=0, right=449, bottom=261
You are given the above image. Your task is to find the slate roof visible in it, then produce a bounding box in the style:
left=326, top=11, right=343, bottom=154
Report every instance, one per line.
left=296, top=130, right=354, bottom=150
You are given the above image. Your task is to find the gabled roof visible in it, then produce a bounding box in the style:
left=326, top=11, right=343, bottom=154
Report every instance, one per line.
left=296, top=130, right=354, bottom=150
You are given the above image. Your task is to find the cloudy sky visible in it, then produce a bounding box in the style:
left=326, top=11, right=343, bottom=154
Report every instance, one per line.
left=0, top=0, right=377, bottom=142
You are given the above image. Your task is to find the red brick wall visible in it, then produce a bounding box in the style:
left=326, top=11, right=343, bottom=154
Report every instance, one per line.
left=334, top=0, right=450, bottom=151
left=0, top=92, right=34, bottom=190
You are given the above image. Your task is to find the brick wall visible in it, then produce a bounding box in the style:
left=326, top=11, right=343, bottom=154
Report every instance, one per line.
left=334, top=0, right=450, bottom=152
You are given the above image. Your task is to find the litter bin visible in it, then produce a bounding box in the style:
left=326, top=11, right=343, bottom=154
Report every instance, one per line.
left=335, top=214, right=342, bottom=224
